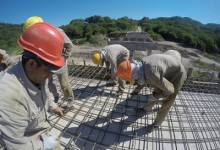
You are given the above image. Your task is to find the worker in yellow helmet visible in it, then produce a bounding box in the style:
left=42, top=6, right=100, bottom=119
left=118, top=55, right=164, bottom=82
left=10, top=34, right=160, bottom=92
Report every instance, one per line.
left=23, top=16, right=43, bottom=32
left=23, top=16, right=75, bottom=109
left=117, top=50, right=187, bottom=132
left=92, top=44, right=130, bottom=94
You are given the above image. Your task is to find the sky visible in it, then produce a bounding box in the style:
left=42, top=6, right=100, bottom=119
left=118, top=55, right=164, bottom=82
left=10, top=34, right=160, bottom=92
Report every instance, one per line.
left=1, top=0, right=220, bottom=27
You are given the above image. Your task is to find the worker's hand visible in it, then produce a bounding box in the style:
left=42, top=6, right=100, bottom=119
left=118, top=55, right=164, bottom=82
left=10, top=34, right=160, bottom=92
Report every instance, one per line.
left=53, top=107, right=66, bottom=117
left=148, top=94, right=158, bottom=102
left=130, top=88, right=141, bottom=96
left=130, top=84, right=145, bottom=96
left=63, top=54, right=69, bottom=60
left=43, top=136, right=57, bottom=150
left=0, top=63, right=7, bottom=71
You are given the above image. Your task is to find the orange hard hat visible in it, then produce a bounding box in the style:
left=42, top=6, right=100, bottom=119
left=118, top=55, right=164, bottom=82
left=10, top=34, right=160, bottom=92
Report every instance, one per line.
left=17, top=22, right=64, bottom=67
left=117, top=60, right=132, bottom=81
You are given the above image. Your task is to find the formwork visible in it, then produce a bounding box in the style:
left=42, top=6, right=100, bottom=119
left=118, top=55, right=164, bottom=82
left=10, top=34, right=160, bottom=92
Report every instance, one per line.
left=48, top=65, right=220, bottom=150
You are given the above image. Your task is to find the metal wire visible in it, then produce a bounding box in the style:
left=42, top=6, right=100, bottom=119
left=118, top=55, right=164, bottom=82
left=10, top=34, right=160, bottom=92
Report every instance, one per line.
left=48, top=65, right=220, bottom=150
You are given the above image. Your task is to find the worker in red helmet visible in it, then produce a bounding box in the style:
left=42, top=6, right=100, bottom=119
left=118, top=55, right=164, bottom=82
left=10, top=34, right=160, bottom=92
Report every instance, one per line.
left=0, top=22, right=66, bottom=149
left=91, top=44, right=130, bottom=94
left=23, top=16, right=75, bottom=109
left=117, top=50, right=187, bottom=132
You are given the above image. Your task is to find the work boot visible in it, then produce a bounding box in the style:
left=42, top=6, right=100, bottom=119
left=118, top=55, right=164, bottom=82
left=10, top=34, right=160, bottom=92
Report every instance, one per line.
left=136, top=107, right=147, bottom=116
left=146, top=123, right=159, bottom=133
left=115, top=89, right=124, bottom=96
left=66, top=98, right=74, bottom=109
left=106, top=79, right=117, bottom=87
left=130, top=88, right=140, bottom=97
left=106, top=82, right=117, bottom=87
left=54, top=96, right=59, bottom=103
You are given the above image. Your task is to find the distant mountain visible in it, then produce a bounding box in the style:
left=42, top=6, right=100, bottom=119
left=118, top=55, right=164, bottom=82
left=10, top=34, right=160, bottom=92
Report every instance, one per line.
left=155, top=16, right=203, bottom=26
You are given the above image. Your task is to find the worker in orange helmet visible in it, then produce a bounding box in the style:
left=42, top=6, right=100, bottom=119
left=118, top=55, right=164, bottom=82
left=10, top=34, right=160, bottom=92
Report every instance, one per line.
left=23, top=16, right=75, bottom=109
left=117, top=50, right=187, bottom=132
left=91, top=44, right=130, bottom=94
left=0, top=22, right=66, bottom=149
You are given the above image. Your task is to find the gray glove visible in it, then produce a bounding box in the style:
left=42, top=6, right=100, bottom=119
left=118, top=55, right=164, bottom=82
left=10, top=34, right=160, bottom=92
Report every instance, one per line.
left=43, top=136, right=57, bottom=150
left=130, top=84, right=145, bottom=96
left=130, top=87, right=141, bottom=96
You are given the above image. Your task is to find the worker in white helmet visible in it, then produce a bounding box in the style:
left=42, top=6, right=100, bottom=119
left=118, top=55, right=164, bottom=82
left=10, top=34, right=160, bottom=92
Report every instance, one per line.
left=23, top=16, right=75, bottom=109
left=91, top=44, right=130, bottom=94
left=0, top=22, right=66, bottom=149
left=117, top=50, right=187, bottom=132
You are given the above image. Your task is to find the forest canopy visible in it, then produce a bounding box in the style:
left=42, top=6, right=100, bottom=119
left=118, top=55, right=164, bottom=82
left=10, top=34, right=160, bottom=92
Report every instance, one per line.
left=1, top=16, right=220, bottom=55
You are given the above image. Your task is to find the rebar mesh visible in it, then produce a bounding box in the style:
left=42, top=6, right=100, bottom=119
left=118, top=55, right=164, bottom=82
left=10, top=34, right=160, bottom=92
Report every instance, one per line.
left=48, top=65, right=220, bottom=150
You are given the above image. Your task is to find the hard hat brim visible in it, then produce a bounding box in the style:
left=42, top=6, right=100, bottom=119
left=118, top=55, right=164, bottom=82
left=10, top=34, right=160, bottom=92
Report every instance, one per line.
left=49, top=64, right=66, bottom=74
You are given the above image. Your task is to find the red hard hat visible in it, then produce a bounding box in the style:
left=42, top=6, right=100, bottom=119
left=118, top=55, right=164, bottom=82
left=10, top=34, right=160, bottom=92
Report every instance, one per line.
left=17, top=22, right=64, bottom=67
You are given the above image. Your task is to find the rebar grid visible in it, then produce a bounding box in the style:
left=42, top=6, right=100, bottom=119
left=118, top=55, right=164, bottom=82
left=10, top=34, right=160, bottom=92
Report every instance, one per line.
left=48, top=65, right=220, bottom=150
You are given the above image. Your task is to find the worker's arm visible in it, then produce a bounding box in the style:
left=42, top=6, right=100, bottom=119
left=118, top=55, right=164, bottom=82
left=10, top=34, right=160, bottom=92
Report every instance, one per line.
left=45, top=81, right=65, bottom=116
left=0, top=49, right=12, bottom=66
left=0, top=93, right=44, bottom=149
left=150, top=72, right=174, bottom=97
left=58, top=28, right=74, bottom=59
left=108, top=56, right=117, bottom=80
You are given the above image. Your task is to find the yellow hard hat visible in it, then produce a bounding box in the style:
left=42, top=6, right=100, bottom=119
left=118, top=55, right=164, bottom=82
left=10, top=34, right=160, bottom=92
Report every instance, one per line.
left=23, top=16, right=43, bottom=32
left=92, top=53, right=101, bottom=65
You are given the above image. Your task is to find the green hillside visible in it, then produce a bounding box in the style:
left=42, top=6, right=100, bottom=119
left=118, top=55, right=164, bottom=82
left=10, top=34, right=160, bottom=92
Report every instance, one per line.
left=1, top=16, right=220, bottom=56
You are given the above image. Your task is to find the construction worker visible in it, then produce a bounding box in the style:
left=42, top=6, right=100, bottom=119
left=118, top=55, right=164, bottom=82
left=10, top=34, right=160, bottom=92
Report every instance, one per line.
left=0, top=22, right=66, bottom=149
left=130, top=50, right=183, bottom=96
left=91, top=44, right=130, bottom=94
left=117, top=50, right=187, bottom=131
left=0, top=49, right=13, bottom=71
left=23, top=16, right=75, bottom=108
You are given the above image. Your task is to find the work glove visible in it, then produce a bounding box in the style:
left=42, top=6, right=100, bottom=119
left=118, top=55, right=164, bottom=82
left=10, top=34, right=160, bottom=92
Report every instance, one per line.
left=130, top=84, right=146, bottom=96
left=43, top=136, right=57, bottom=150
left=130, top=88, right=140, bottom=96
left=148, top=94, right=158, bottom=102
